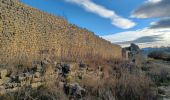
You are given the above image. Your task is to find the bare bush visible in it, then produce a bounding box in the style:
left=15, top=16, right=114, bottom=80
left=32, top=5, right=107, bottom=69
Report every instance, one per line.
left=148, top=51, right=170, bottom=61
left=82, top=61, right=157, bottom=100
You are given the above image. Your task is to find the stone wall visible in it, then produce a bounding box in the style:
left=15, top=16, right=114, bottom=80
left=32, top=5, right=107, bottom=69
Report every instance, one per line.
left=0, top=0, right=122, bottom=65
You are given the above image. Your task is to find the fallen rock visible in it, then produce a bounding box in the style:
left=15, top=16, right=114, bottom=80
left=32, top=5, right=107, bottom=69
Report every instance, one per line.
left=64, top=83, right=86, bottom=98
left=18, top=75, right=26, bottom=81
left=32, top=78, right=41, bottom=83
left=0, top=79, right=4, bottom=85
left=31, top=82, right=42, bottom=88
left=0, top=69, right=8, bottom=79
left=36, top=64, right=42, bottom=72
left=0, top=86, right=6, bottom=95
left=5, top=83, right=19, bottom=88
left=2, top=77, right=11, bottom=84
left=79, top=63, right=86, bottom=69
left=34, top=72, right=41, bottom=78
left=62, top=64, right=70, bottom=75
left=6, top=87, right=21, bottom=93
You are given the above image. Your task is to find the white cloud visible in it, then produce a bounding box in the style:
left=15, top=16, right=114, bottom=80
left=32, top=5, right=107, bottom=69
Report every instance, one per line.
left=150, top=18, right=170, bottom=28
left=131, top=0, right=170, bottom=18
left=148, top=0, right=162, bottom=3
left=65, top=0, right=136, bottom=29
left=102, top=28, right=170, bottom=48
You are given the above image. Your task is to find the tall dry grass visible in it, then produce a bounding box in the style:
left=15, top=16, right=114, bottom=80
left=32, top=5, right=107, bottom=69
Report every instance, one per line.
left=0, top=58, right=158, bottom=100
left=80, top=60, right=158, bottom=100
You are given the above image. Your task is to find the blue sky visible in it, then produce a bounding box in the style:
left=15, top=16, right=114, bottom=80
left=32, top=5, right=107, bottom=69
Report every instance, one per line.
left=21, top=0, right=170, bottom=48
left=21, top=0, right=153, bottom=35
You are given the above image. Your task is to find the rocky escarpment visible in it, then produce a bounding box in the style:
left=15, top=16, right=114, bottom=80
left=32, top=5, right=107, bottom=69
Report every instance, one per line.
left=0, top=0, right=122, bottom=65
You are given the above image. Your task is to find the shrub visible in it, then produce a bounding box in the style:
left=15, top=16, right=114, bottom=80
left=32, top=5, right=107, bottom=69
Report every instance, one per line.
left=114, top=68, right=156, bottom=100
left=0, top=84, right=68, bottom=100
left=148, top=51, right=170, bottom=61
left=82, top=62, right=157, bottom=100
left=148, top=67, right=170, bottom=86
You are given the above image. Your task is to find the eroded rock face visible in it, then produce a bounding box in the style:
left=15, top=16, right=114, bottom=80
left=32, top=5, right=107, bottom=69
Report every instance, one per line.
left=0, top=0, right=122, bottom=65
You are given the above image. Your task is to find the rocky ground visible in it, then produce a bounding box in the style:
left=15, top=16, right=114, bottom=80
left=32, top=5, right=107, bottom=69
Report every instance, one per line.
left=0, top=43, right=160, bottom=100
left=0, top=59, right=104, bottom=99
left=142, top=59, right=170, bottom=100
left=0, top=57, right=160, bottom=100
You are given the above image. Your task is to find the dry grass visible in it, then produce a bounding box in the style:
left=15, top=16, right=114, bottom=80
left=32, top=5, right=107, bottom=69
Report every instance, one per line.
left=0, top=58, right=159, bottom=100
left=0, top=80, right=67, bottom=100
left=79, top=60, right=158, bottom=100
left=114, top=69, right=156, bottom=100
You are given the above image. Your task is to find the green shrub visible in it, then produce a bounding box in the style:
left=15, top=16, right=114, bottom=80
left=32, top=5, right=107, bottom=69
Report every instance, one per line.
left=148, top=51, right=170, bottom=61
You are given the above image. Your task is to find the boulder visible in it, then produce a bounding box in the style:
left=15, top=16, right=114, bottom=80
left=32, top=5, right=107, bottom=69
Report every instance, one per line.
left=62, top=64, right=70, bottom=75
left=79, top=63, right=86, bottom=69
left=5, top=83, right=19, bottom=88
left=18, top=75, right=26, bottom=81
left=0, top=79, right=4, bottom=85
left=0, top=86, right=6, bottom=95
left=31, top=78, right=41, bottom=83
left=24, top=72, right=32, bottom=77
left=10, top=75, right=20, bottom=83
left=34, top=72, right=41, bottom=78
left=69, top=83, right=86, bottom=98
left=130, top=43, right=140, bottom=53
left=56, top=63, right=62, bottom=69
left=36, top=64, right=42, bottom=72
left=31, top=82, right=42, bottom=88
left=42, top=57, right=51, bottom=65
left=64, top=83, right=86, bottom=97
left=2, top=77, right=11, bottom=84
left=20, top=79, right=31, bottom=87
left=7, top=87, right=21, bottom=93
left=0, top=69, right=8, bottom=79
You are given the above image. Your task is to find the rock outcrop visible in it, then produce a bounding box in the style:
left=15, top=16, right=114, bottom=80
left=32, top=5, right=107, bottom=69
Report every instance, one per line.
left=122, top=43, right=140, bottom=60
left=122, top=43, right=144, bottom=65
left=0, top=0, right=122, bottom=65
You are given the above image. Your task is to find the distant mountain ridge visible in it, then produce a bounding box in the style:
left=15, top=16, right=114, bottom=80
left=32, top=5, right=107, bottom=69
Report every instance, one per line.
left=141, top=47, right=170, bottom=57
left=142, top=47, right=170, bottom=52
left=0, top=0, right=122, bottom=65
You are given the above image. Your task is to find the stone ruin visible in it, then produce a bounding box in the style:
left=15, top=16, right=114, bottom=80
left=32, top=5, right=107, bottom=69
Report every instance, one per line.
left=0, top=60, right=104, bottom=98
left=122, top=43, right=141, bottom=60
left=0, top=62, right=56, bottom=95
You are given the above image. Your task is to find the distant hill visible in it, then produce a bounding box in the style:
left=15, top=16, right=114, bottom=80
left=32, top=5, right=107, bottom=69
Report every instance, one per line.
left=141, top=47, right=170, bottom=58
left=0, top=0, right=122, bottom=65
left=142, top=47, right=170, bottom=53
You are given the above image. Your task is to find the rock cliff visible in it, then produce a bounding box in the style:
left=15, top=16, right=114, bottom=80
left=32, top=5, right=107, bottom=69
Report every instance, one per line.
left=0, top=0, right=122, bottom=65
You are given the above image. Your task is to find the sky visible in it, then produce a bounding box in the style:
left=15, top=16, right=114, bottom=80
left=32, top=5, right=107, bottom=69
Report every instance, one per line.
left=21, top=0, right=170, bottom=48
